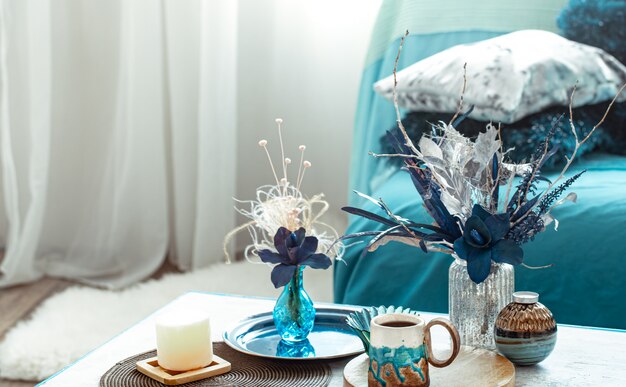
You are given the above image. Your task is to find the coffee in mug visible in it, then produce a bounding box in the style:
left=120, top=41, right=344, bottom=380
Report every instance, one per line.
left=368, top=314, right=460, bottom=387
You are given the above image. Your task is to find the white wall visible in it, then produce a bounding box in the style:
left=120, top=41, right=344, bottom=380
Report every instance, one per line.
left=235, top=0, right=381, bottom=249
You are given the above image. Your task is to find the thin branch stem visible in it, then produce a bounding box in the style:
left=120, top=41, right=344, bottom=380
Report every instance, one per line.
left=522, top=262, right=554, bottom=270
left=489, top=123, right=503, bottom=211
left=392, top=30, right=422, bottom=158
left=297, top=167, right=307, bottom=191
left=515, top=142, right=547, bottom=213
left=568, top=85, right=580, bottom=145
left=425, top=246, right=455, bottom=255
left=368, top=151, right=421, bottom=159
left=436, top=240, right=455, bottom=249
left=262, top=145, right=280, bottom=186
left=580, top=82, right=625, bottom=144
left=513, top=83, right=625, bottom=225
left=277, top=120, right=287, bottom=182
left=449, top=62, right=468, bottom=127
left=514, top=113, right=563, bottom=214
left=276, top=119, right=288, bottom=196
left=296, top=147, right=305, bottom=189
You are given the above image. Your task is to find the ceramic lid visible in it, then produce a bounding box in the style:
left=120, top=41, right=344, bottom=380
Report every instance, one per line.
left=513, top=291, right=539, bottom=304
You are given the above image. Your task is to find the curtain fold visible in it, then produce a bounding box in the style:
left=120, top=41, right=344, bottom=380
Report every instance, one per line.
left=161, top=0, right=237, bottom=271
left=0, top=0, right=52, bottom=285
left=190, top=0, right=237, bottom=269
left=0, top=0, right=237, bottom=288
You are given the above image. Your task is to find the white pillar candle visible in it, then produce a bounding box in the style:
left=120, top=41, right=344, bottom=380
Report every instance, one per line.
left=156, top=311, right=213, bottom=371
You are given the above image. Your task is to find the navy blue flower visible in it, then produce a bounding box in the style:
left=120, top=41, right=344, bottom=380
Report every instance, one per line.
left=453, top=205, right=524, bottom=284
left=258, top=227, right=332, bottom=288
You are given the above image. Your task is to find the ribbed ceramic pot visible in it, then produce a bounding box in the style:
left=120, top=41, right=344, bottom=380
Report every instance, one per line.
left=494, top=291, right=557, bottom=366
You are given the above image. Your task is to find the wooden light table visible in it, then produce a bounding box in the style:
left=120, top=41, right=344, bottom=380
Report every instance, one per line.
left=38, top=292, right=626, bottom=386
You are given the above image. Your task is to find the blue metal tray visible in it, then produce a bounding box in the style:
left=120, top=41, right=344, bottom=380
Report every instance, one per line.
left=223, top=307, right=364, bottom=360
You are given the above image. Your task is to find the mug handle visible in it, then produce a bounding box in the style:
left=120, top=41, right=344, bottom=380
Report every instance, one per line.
left=424, top=317, right=461, bottom=368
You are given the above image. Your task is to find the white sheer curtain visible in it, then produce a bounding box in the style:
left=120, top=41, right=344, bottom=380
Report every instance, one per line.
left=0, top=0, right=237, bottom=288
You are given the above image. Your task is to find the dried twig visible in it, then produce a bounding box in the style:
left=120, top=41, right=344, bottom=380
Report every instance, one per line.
left=392, top=30, right=422, bottom=158
left=368, top=235, right=454, bottom=255
left=489, top=123, right=503, bottom=211
left=514, top=131, right=551, bottom=213
left=522, top=262, right=554, bottom=270
left=449, top=62, right=468, bottom=127
left=502, top=168, right=516, bottom=211
left=513, top=113, right=565, bottom=214
left=513, top=82, right=626, bottom=225
left=544, top=83, right=624, bottom=195
left=368, top=151, right=421, bottom=159
left=578, top=83, right=625, bottom=144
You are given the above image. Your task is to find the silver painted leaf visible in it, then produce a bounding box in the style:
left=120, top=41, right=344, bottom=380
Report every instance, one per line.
left=472, top=124, right=500, bottom=173
left=419, top=136, right=443, bottom=160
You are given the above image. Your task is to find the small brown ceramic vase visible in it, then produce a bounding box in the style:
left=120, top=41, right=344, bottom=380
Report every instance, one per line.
left=494, top=291, right=557, bottom=366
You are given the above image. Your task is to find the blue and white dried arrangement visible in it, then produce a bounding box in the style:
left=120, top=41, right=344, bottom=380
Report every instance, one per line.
left=341, top=31, right=625, bottom=284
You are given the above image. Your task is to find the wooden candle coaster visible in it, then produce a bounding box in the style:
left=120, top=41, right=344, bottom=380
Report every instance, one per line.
left=136, top=355, right=231, bottom=386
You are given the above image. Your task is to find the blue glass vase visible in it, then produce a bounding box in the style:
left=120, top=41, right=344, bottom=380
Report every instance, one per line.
left=276, top=339, right=315, bottom=358
left=273, top=266, right=315, bottom=342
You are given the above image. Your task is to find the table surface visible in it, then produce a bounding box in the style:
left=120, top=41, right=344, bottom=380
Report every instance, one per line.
left=38, top=292, right=626, bottom=387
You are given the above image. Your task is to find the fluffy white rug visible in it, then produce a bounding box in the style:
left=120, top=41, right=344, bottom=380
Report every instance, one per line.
left=0, top=262, right=333, bottom=381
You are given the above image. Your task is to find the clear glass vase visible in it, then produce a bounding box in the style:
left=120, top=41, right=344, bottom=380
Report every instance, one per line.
left=273, top=266, right=315, bottom=342
left=448, top=258, right=514, bottom=349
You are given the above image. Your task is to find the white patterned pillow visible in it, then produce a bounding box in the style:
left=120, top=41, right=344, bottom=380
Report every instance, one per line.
left=374, top=30, right=626, bottom=123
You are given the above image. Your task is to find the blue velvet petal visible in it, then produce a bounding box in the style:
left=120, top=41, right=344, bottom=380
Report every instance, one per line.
left=296, top=236, right=319, bottom=263
left=466, top=249, right=492, bottom=284
left=463, top=216, right=492, bottom=247
left=300, top=253, right=332, bottom=270
left=287, top=228, right=309, bottom=263
left=271, top=264, right=297, bottom=288
left=453, top=237, right=470, bottom=260
left=484, top=212, right=511, bottom=241
left=464, top=243, right=490, bottom=263
left=258, top=249, right=288, bottom=264
left=287, top=247, right=298, bottom=264
left=470, top=230, right=486, bottom=245
left=471, top=204, right=492, bottom=221
left=291, top=228, right=307, bottom=247
left=274, top=227, right=291, bottom=257
left=492, top=240, right=524, bottom=265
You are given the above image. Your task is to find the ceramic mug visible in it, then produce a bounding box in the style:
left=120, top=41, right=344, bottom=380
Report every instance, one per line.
left=368, top=314, right=460, bottom=387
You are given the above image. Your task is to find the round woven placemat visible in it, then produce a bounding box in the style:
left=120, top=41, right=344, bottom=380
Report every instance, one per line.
left=100, top=342, right=332, bottom=387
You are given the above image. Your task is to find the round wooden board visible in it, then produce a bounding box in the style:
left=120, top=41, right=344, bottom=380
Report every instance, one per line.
left=343, top=346, right=515, bottom=387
